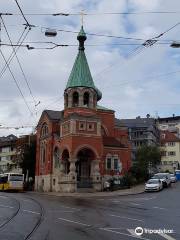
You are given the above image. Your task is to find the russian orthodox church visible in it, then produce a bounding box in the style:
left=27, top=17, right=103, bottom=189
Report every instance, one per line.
left=35, top=26, right=131, bottom=192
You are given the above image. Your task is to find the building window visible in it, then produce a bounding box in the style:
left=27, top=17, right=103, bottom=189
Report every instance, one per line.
left=168, top=142, right=175, bottom=146
left=163, top=161, right=167, bottom=165
left=53, top=147, right=60, bottom=169
left=83, top=92, right=89, bottom=107
left=106, top=158, right=112, bottom=170
left=41, top=123, right=48, bottom=137
left=106, top=155, right=121, bottom=171
left=168, top=151, right=176, bottom=156
left=114, top=159, right=118, bottom=170
left=40, top=143, right=46, bottom=167
left=87, top=123, right=94, bottom=131
left=53, top=179, right=56, bottom=186
left=72, top=91, right=79, bottom=107
left=42, top=179, right=44, bottom=186
left=161, top=134, right=166, bottom=139
left=65, top=93, right=68, bottom=108
left=161, top=151, right=166, bottom=156
left=79, top=122, right=86, bottom=130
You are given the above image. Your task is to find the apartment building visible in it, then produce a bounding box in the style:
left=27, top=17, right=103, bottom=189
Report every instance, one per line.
left=116, top=116, right=160, bottom=161
left=160, top=130, right=180, bottom=172
left=0, top=134, right=17, bottom=173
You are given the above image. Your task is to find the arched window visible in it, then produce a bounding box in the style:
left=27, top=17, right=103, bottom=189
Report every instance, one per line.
left=83, top=92, right=89, bottom=107
left=62, top=149, right=70, bottom=174
left=72, top=92, right=79, bottom=107
left=40, top=143, right=46, bottom=167
left=53, top=147, right=60, bottom=169
left=41, top=123, right=48, bottom=137
left=65, top=93, right=68, bottom=108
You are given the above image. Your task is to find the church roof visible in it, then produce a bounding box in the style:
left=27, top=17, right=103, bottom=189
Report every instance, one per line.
left=65, top=26, right=102, bottom=100
left=97, top=105, right=114, bottom=112
left=103, top=137, right=126, bottom=148
left=44, top=110, right=63, bottom=121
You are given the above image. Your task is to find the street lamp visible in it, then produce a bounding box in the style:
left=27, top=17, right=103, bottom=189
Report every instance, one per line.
left=170, top=41, right=180, bottom=48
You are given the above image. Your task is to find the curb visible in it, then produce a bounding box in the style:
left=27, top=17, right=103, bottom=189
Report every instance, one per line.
left=27, top=188, right=145, bottom=198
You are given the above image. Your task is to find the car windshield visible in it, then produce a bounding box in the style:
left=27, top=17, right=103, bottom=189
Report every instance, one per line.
left=170, top=174, right=175, bottom=177
left=153, top=174, right=166, bottom=179
left=147, top=179, right=159, bottom=184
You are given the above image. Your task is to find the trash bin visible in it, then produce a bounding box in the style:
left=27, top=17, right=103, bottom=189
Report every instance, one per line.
left=175, top=170, right=180, bottom=181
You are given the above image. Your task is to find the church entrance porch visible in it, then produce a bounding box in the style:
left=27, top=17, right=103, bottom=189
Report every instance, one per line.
left=76, top=149, right=94, bottom=188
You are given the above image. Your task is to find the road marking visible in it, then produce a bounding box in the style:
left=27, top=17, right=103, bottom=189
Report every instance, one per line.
left=100, top=228, right=151, bottom=240
left=58, top=217, right=91, bottom=227
left=50, top=210, right=74, bottom=213
left=60, top=205, right=80, bottom=211
left=112, top=200, right=121, bottom=203
left=158, top=232, right=176, bottom=240
left=23, top=210, right=40, bottom=215
left=153, top=206, right=166, bottom=210
left=108, top=214, right=144, bottom=222
left=131, top=197, right=156, bottom=201
left=21, top=199, right=33, bottom=203
left=0, top=196, right=8, bottom=199
left=131, top=203, right=141, bottom=206
left=0, top=204, right=14, bottom=209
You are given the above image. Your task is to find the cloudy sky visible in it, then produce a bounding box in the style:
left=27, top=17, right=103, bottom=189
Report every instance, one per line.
left=0, top=0, right=180, bottom=136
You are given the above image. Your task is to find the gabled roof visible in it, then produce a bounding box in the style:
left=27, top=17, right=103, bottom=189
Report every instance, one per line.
left=65, top=26, right=102, bottom=100
left=44, top=110, right=63, bottom=121
left=161, top=130, right=180, bottom=143
left=103, top=137, right=126, bottom=148
left=37, top=110, right=63, bottom=128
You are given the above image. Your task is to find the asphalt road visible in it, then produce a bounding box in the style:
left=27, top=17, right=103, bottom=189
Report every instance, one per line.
left=0, top=182, right=179, bottom=240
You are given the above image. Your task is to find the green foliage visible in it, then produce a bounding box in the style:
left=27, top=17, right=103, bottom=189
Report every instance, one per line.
left=130, top=145, right=161, bottom=183
left=19, top=140, right=36, bottom=180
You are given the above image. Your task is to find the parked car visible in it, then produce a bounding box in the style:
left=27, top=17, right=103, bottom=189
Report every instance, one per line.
left=151, top=173, right=171, bottom=188
left=145, top=179, right=163, bottom=192
left=170, top=174, right=177, bottom=183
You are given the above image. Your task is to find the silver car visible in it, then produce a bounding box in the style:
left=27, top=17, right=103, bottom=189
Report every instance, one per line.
left=170, top=174, right=177, bottom=183
left=145, top=179, right=163, bottom=192
left=151, top=173, right=171, bottom=188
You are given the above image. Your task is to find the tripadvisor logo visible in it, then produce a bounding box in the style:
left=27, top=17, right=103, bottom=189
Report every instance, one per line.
left=135, top=227, right=143, bottom=236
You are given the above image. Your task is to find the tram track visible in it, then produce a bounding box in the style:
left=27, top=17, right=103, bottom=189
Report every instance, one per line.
left=0, top=195, right=21, bottom=228
left=23, top=197, right=45, bottom=240
left=0, top=194, right=46, bottom=239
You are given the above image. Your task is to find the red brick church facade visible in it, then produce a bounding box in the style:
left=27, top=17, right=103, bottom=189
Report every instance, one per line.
left=35, top=26, right=131, bottom=192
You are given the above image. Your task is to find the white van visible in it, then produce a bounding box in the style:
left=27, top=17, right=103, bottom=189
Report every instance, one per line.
left=151, top=173, right=171, bottom=188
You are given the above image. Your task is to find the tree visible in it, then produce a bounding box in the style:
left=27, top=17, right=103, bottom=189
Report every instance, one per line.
left=20, top=140, right=36, bottom=180
left=130, top=145, right=161, bottom=182
left=16, top=135, right=36, bottom=182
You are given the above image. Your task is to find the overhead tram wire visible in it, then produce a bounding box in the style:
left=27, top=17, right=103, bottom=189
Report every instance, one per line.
left=11, top=10, right=180, bottom=16
left=0, top=16, right=37, bottom=107
left=14, top=0, right=31, bottom=27
left=0, top=26, right=29, bottom=79
left=93, top=20, right=180, bottom=80
left=0, top=49, right=34, bottom=117
left=0, top=0, right=34, bottom=78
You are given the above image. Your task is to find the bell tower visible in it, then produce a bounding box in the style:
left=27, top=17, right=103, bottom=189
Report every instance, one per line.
left=64, top=26, right=102, bottom=114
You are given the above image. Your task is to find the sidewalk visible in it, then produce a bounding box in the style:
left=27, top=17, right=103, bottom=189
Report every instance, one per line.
left=30, top=184, right=145, bottom=198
